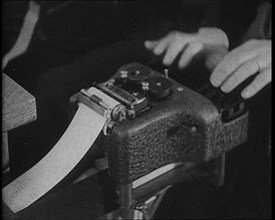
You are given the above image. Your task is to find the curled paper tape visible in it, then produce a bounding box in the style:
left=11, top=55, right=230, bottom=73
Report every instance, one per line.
left=2, top=103, right=107, bottom=213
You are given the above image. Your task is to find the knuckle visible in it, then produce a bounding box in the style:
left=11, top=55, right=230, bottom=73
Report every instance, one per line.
left=266, top=70, right=272, bottom=81
left=242, top=61, right=255, bottom=74
left=175, top=34, right=183, bottom=42
left=170, top=31, right=184, bottom=41
left=246, top=39, right=258, bottom=45
left=229, top=55, right=239, bottom=65
left=194, top=42, right=203, bottom=51
left=169, top=31, right=179, bottom=37
left=231, top=53, right=242, bottom=65
left=259, top=70, right=271, bottom=84
left=156, top=41, right=164, bottom=48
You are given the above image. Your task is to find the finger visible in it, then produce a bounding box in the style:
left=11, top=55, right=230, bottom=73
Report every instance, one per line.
left=221, top=53, right=271, bottom=92
left=145, top=39, right=169, bottom=55
left=210, top=46, right=256, bottom=87
left=220, top=59, right=259, bottom=93
left=144, top=40, right=159, bottom=50
left=29, top=1, right=40, bottom=14
left=241, top=68, right=271, bottom=99
left=153, top=37, right=170, bottom=55
left=178, top=42, right=203, bottom=69
left=162, top=40, right=186, bottom=66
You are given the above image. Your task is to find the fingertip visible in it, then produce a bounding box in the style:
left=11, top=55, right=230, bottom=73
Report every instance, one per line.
left=241, top=90, right=251, bottom=99
left=153, top=47, right=161, bottom=55
left=210, top=77, right=219, bottom=87
left=144, top=41, right=150, bottom=48
left=241, top=85, right=255, bottom=99
left=144, top=40, right=154, bottom=49
left=163, top=56, right=172, bottom=66
left=163, top=60, right=170, bottom=66
left=178, top=62, right=187, bottom=69
left=178, top=56, right=188, bottom=69
left=210, top=69, right=222, bottom=87
left=220, top=86, right=227, bottom=93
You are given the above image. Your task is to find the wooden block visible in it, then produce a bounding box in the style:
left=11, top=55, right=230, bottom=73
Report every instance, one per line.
left=2, top=73, right=37, bottom=132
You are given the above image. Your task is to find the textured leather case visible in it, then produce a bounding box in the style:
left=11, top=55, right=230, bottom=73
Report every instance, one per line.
left=106, top=63, right=248, bottom=184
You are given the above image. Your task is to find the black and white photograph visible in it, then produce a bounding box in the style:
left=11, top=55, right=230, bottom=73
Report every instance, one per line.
left=2, top=1, right=271, bottom=219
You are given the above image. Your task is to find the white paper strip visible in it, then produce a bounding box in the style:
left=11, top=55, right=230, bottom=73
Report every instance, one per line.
left=2, top=103, right=107, bottom=213
left=132, top=163, right=182, bottom=189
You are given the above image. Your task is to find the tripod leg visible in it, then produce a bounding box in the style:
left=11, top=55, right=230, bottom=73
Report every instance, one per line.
left=212, top=153, right=226, bottom=187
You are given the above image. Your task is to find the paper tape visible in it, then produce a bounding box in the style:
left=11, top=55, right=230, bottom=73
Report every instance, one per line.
left=2, top=103, right=107, bottom=213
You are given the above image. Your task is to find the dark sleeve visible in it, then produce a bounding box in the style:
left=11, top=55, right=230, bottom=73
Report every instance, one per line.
left=199, top=0, right=263, bottom=49
left=241, top=1, right=272, bottom=42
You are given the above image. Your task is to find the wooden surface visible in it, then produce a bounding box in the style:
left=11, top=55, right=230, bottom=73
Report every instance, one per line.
left=2, top=73, right=37, bottom=132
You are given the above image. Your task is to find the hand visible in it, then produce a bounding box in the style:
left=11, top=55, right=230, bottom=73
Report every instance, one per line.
left=144, top=27, right=229, bottom=69
left=210, top=39, right=271, bottom=99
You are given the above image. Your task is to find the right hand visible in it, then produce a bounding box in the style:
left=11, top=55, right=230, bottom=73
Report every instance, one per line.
left=144, top=27, right=229, bottom=70
left=210, top=39, right=271, bottom=99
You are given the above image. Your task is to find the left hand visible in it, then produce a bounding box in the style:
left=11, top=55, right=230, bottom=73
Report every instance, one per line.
left=144, top=27, right=229, bottom=69
left=210, top=39, right=271, bottom=99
